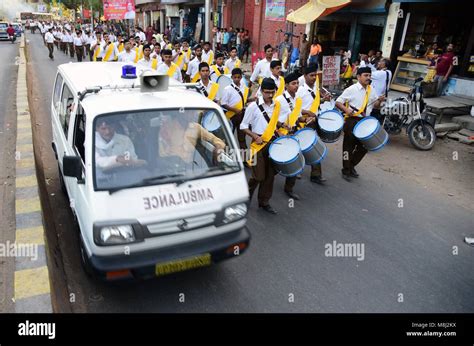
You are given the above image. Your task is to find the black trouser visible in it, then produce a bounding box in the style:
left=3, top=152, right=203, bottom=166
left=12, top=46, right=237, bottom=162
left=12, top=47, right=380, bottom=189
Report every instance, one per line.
left=47, top=43, right=54, bottom=59
left=75, top=46, right=83, bottom=62
left=342, top=117, right=367, bottom=174
left=248, top=143, right=276, bottom=207
left=230, top=111, right=247, bottom=150
left=68, top=42, right=74, bottom=57
left=85, top=44, right=92, bottom=61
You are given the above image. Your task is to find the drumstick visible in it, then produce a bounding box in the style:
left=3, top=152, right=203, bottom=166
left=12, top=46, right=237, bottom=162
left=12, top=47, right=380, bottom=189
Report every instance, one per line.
left=318, top=117, right=336, bottom=121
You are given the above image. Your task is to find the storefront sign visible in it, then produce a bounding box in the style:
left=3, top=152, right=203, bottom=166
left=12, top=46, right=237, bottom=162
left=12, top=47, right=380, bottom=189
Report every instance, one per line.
left=265, top=0, right=286, bottom=22
left=103, top=0, right=136, bottom=20
left=322, top=55, right=341, bottom=86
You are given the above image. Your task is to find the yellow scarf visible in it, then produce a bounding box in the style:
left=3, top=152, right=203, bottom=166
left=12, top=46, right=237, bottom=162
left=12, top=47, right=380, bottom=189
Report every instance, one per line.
left=118, top=43, right=124, bottom=52
left=309, top=76, right=321, bottom=113
left=247, top=101, right=281, bottom=166
left=152, top=58, right=158, bottom=70
left=191, top=72, right=201, bottom=83
left=211, top=65, right=224, bottom=78
left=183, top=49, right=191, bottom=71
left=176, top=52, right=185, bottom=68
left=207, top=83, right=219, bottom=101
left=134, top=45, right=143, bottom=63
left=166, top=63, right=179, bottom=78
left=206, top=51, right=214, bottom=65
left=279, top=96, right=303, bottom=135
left=235, top=59, right=241, bottom=68
left=225, top=87, right=249, bottom=119
left=93, top=45, right=101, bottom=61
left=274, top=76, right=285, bottom=99
left=103, top=43, right=115, bottom=62
left=346, top=84, right=371, bottom=118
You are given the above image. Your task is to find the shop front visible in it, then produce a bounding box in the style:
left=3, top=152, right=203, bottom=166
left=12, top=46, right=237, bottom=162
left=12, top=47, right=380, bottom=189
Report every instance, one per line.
left=389, top=0, right=474, bottom=96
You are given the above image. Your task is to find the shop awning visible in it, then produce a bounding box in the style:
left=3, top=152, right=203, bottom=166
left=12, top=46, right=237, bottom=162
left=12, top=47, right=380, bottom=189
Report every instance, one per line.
left=286, top=0, right=351, bottom=24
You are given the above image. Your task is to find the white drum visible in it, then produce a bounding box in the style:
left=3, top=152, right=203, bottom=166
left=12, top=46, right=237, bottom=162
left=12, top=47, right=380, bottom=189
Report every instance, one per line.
left=268, top=136, right=305, bottom=177
left=294, top=128, right=327, bottom=165
left=318, top=109, right=344, bottom=143
left=353, top=116, right=389, bottom=151
left=215, top=75, right=233, bottom=100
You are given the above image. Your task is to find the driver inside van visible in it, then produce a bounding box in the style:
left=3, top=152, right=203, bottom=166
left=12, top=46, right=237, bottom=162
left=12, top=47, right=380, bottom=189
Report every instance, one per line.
left=158, top=112, right=226, bottom=166
left=95, top=118, right=146, bottom=170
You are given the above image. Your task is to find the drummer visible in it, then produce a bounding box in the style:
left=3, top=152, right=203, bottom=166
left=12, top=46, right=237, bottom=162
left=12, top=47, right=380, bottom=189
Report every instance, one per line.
left=240, top=78, right=281, bottom=214
left=296, top=63, right=331, bottom=184
left=186, top=44, right=203, bottom=83
left=275, top=72, right=304, bottom=200
left=220, top=68, right=249, bottom=150
left=225, top=47, right=241, bottom=73
left=195, top=62, right=220, bottom=103
left=209, top=52, right=226, bottom=80
left=335, top=66, right=384, bottom=181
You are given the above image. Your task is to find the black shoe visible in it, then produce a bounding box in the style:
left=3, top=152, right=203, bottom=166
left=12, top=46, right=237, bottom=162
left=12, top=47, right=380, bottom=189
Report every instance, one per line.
left=350, top=168, right=359, bottom=178
left=341, top=170, right=351, bottom=182
left=259, top=204, right=277, bottom=214
left=285, top=191, right=300, bottom=200
left=310, top=176, right=327, bottom=184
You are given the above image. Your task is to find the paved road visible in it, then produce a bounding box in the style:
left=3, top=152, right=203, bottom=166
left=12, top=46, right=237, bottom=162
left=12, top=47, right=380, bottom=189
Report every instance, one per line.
left=25, top=33, right=474, bottom=313
left=0, top=39, right=19, bottom=313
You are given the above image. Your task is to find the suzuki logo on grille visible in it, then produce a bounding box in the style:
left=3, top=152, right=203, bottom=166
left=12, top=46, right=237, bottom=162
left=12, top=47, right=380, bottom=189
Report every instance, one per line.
left=177, top=219, right=189, bottom=231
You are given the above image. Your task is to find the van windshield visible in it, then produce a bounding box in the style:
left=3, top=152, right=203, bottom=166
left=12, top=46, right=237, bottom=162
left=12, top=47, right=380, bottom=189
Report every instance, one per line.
left=93, top=108, right=241, bottom=191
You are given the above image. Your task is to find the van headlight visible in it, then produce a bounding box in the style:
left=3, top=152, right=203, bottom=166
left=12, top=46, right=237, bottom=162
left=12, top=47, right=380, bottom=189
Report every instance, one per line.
left=99, top=225, right=136, bottom=245
left=223, top=203, right=247, bottom=224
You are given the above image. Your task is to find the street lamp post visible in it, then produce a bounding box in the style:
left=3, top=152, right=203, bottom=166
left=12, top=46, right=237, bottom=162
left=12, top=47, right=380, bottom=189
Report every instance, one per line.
left=204, top=0, right=210, bottom=42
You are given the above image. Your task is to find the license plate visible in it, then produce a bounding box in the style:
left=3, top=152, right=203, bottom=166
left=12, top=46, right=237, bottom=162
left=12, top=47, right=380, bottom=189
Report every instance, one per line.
left=155, top=253, right=211, bottom=277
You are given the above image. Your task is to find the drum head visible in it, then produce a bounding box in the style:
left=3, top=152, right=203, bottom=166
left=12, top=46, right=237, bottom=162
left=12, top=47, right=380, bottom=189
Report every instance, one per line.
left=269, top=136, right=300, bottom=163
left=294, top=128, right=317, bottom=151
left=353, top=116, right=379, bottom=139
left=216, top=75, right=232, bottom=100
left=318, top=110, right=344, bottom=132
left=202, top=111, right=221, bottom=132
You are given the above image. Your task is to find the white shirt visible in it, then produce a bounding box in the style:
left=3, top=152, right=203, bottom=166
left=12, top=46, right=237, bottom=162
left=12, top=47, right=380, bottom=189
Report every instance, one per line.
left=137, top=57, right=155, bottom=70
left=296, top=80, right=319, bottom=111
left=370, top=68, right=392, bottom=98
left=73, top=36, right=83, bottom=46
left=202, top=49, right=214, bottom=65
left=197, top=80, right=218, bottom=100
left=336, top=82, right=378, bottom=117
left=65, top=23, right=71, bottom=31
left=186, top=57, right=201, bottom=78
left=276, top=91, right=300, bottom=124
left=250, top=58, right=272, bottom=83
left=256, top=74, right=282, bottom=98
left=91, top=39, right=106, bottom=59
left=45, top=32, right=55, bottom=43
left=240, top=97, right=277, bottom=135
left=156, top=63, right=183, bottom=82
left=225, top=57, right=241, bottom=73
left=220, top=82, right=246, bottom=109
left=137, top=31, right=146, bottom=42
left=172, top=49, right=188, bottom=69
left=118, top=50, right=137, bottom=63
left=102, top=43, right=119, bottom=61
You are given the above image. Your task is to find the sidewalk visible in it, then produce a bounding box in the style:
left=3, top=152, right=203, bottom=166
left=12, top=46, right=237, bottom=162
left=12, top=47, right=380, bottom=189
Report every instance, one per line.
left=13, top=36, right=52, bottom=313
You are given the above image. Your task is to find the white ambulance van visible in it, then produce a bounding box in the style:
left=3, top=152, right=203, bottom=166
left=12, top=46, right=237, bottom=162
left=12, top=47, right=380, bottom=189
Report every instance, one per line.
left=51, top=62, right=250, bottom=280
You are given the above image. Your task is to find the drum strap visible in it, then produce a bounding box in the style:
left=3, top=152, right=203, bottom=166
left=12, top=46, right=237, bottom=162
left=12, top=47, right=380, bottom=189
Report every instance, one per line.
left=346, top=85, right=371, bottom=118
left=247, top=100, right=281, bottom=166
left=198, top=83, right=209, bottom=97
left=281, top=94, right=303, bottom=135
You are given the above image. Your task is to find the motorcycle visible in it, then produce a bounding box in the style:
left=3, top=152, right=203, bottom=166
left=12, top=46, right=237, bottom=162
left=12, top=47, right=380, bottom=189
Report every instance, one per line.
left=8, top=34, right=16, bottom=43
left=381, top=77, right=437, bottom=150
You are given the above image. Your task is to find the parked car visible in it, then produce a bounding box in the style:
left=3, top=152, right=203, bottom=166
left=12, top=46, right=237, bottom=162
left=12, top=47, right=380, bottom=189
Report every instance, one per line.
left=0, top=22, right=9, bottom=41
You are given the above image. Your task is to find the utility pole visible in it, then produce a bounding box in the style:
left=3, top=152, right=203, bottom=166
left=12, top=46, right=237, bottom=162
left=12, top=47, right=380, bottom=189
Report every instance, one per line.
left=204, top=0, right=210, bottom=41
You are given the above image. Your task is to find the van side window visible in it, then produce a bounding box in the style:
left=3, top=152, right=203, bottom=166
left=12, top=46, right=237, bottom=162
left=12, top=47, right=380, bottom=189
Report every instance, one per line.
left=74, top=105, right=86, bottom=163
left=60, top=84, right=74, bottom=136
left=53, top=73, right=63, bottom=111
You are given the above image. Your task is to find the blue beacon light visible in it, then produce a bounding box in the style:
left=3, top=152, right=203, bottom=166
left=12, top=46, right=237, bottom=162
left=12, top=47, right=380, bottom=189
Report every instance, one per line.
left=121, top=65, right=137, bottom=79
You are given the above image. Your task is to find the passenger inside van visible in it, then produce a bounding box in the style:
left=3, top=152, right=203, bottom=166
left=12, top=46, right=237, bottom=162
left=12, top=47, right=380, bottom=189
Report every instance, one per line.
left=95, top=118, right=147, bottom=171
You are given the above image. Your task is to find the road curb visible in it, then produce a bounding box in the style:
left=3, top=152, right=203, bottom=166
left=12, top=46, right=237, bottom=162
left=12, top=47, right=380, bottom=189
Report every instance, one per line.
left=14, top=36, right=53, bottom=313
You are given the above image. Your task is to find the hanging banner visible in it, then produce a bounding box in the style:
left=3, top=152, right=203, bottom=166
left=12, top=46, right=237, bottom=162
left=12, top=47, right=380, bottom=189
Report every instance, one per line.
left=103, top=0, right=136, bottom=20
left=265, top=0, right=286, bottom=22
left=83, top=9, right=91, bottom=19
left=322, top=55, right=341, bottom=86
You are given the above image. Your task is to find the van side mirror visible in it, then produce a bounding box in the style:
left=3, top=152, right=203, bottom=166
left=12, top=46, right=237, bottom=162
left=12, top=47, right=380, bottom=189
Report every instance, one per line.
left=63, top=156, right=84, bottom=183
